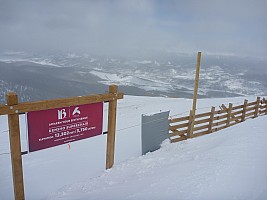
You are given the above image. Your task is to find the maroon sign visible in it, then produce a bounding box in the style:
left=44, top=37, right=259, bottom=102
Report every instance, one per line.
left=27, top=102, right=103, bottom=152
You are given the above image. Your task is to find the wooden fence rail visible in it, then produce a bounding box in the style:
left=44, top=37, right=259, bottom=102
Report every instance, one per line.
left=169, top=97, right=267, bottom=143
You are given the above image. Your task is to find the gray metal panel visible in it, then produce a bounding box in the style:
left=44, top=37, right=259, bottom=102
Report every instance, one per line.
left=141, top=111, right=170, bottom=155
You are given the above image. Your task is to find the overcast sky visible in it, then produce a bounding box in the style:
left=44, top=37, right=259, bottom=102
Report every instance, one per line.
left=0, top=0, right=266, bottom=57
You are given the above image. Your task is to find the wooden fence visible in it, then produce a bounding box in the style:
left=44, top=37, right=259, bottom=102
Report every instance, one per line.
left=169, top=97, right=267, bottom=143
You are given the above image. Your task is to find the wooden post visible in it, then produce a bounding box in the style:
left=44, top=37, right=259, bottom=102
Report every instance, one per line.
left=6, top=92, right=25, bottom=200
left=187, top=110, right=194, bottom=138
left=208, top=106, right=215, bottom=133
left=106, top=85, right=118, bottom=169
left=189, top=52, right=201, bottom=138
left=226, top=103, right=232, bottom=127
left=265, top=98, right=267, bottom=115
left=241, top=99, right=248, bottom=122
left=254, top=97, right=260, bottom=118
left=220, top=104, right=239, bottom=123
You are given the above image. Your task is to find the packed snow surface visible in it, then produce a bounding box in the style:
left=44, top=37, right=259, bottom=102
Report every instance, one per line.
left=0, top=95, right=266, bottom=200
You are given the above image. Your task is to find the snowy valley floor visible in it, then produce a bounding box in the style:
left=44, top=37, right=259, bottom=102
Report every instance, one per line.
left=0, top=95, right=267, bottom=200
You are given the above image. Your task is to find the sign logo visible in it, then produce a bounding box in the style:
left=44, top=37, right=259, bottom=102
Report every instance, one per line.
left=72, top=107, right=80, bottom=116
left=58, top=109, right=67, bottom=120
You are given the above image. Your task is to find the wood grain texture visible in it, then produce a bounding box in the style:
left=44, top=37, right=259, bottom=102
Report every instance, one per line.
left=231, top=104, right=244, bottom=110
left=193, top=124, right=209, bottom=132
left=169, top=129, right=188, bottom=137
left=194, top=117, right=210, bottom=125
left=187, top=110, right=194, bottom=138
left=241, top=99, right=248, bottom=122
left=195, top=111, right=211, bottom=119
left=6, top=92, right=25, bottom=200
left=212, top=119, right=228, bottom=127
left=106, top=85, right=119, bottom=169
left=254, top=97, right=260, bottom=118
left=193, top=130, right=210, bottom=138
left=171, top=135, right=187, bottom=143
left=208, top=107, right=215, bottom=133
left=169, top=122, right=189, bottom=131
left=169, top=115, right=189, bottom=123
left=214, top=113, right=228, bottom=120
left=0, top=92, right=123, bottom=115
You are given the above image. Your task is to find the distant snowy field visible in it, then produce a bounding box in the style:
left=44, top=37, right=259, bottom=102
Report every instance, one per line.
left=0, top=95, right=266, bottom=200
left=1, top=52, right=267, bottom=101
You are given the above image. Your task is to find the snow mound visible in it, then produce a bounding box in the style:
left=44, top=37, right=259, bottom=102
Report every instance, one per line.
left=49, top=115, right=267, bottom=200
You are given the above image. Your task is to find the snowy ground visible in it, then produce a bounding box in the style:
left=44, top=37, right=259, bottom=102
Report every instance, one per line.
left=0, top=95, right=266, bottom=200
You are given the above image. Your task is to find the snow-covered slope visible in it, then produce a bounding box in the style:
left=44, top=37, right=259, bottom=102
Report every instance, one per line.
left=49, top=115, right=267, bottom=200
left=0, top=95, right=266, bottom=200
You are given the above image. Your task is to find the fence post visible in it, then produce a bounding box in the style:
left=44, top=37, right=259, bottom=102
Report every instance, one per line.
left=241, top=99, right=248, bottom=122
left=265, top=98, right=267, bottom=115
left=254, top=97, right=260, bottom=118
left=226, top=103, right=232, bottom=127
left=6, top=92, right=25, bottom=200
left=187, top=110, right=194, bottom=138
left=106, top=85, right=118, bottom=169
left=192, top=52, right=201, bottom=113
left=208, top=106, right=215, bottom=133
left=189, top=52, right=201, bottom=138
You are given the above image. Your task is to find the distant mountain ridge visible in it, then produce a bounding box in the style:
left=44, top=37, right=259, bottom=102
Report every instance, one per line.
left=0, top=52, right=266, bottom=103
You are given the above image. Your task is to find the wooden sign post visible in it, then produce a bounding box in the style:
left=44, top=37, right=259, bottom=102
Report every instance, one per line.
left=0, top=85, right=123, bottom=200
left=188, top=52, right=202, bottom=138
left=6, top=92, right=25, bottom=200
left=106, top=85, right=118, bottom=169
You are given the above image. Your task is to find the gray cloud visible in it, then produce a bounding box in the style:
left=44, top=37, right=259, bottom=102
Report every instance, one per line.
left=0, top=0, right=266, bottom=57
